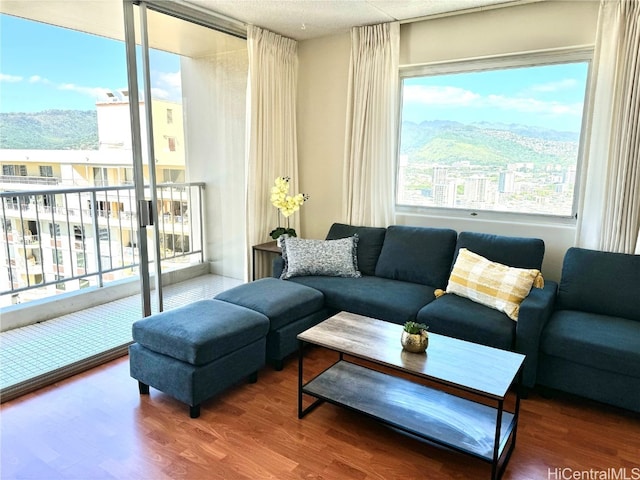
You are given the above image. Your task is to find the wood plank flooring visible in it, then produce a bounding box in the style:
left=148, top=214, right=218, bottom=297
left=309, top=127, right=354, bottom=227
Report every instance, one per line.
left=1, top=347, right=639, bottom=480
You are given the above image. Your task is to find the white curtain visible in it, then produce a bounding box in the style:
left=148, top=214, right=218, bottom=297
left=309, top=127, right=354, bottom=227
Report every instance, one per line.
left=343, top=22, right=399, bottom=227
left=576, top=0, right=640, bottom=254
left=246, top=26, right=298, bottom=279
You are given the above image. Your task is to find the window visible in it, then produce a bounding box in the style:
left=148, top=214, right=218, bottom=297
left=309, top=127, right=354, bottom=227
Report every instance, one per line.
left=167, top=108, right=173, bottom=124
left=95, top=200, right=110, bottom=217
left=39, top=166, right=53, bottom=177
left=74, top=225, right=84, bottom=241
left=123, top=167, right=134, bottom=185
left=49, top=223, right=61, bottom=236
left=76, top=252, right=86, bottom=268
left=167, top=136, right=176, bottom=152
left=2, top=165, right=27, bottom=176
left=54, top=250, right=63, bottom=266
left=397, top=51, right=591, bottom=218
left=162, top=169, right=184, bottom=183
left=93, top=167, right=108, bottom=187
left=101, top=255, right=112, bottom=270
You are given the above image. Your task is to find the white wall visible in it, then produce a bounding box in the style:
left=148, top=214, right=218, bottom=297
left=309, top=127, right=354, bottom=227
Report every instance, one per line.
left=297, top=1, right=600, bottom=281
left=182, top=48, right=248, bottom=280
left=297, top=32, right=351, bottom=241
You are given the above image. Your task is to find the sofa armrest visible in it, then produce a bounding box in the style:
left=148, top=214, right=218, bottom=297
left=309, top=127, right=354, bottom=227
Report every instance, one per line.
left=272, top=256, right=284, bottom=278
left=515, top=280, right=558, bottom=388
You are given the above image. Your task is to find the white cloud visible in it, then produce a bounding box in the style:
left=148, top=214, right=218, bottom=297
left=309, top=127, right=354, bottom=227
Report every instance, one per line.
left=485, top=94, right=583, bottom=116
left=531, top=78, right=578, bottom=92
left=405, top=84, right=582, bottom=117
left=404, top=85, right=480, bottom=106
left=0, top=73, right=23, bottom=83
left=151, top=87, right=170, bottom=99
left=29, top=75, right=51, bottom=84
left=58, top=83, right=112, bottom=100
left=157, top=71, right=181, bottom=89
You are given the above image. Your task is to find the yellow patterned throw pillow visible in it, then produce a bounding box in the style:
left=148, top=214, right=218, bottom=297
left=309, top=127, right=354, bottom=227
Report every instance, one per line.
left=442, top=248, right=544, bottom=321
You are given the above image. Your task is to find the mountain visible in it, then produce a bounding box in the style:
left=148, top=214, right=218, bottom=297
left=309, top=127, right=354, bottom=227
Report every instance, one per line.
left=470, top=121, right=579, bottom=142
left=401, top=120, right=579, bottom=169
left=0, top=110, right=99, bottom=150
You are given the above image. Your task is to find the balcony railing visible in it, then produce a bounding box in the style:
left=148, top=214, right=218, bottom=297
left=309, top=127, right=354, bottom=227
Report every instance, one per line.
left=0, top=175, right=61, bottom=186
left=0, top=182, right=205, bottom=306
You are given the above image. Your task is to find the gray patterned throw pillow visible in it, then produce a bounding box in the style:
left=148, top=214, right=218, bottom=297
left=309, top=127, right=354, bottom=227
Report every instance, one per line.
left=280, top=236, right=361, bottom=279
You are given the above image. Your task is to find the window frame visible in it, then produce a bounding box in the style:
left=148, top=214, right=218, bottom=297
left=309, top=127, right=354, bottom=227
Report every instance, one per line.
left=396, top=48, right=593, bottom=224
left=39, top=165, right=53, bottom=177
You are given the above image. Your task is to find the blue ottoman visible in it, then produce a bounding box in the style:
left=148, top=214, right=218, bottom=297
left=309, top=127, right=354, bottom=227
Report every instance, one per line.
left=129, top=299, right=269, bottom=418
left=215, top=278, right=328, bottom=370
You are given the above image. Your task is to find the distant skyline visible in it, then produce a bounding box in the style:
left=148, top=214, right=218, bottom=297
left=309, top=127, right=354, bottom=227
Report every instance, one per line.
left=0, top=14, right=181, bottom=113
left=402, top=62, right=589, bottom=133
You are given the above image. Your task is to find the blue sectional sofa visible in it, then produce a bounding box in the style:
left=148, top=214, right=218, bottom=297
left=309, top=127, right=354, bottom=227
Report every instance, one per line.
left=537, top=247, right=640, bottom=412
left=272, top=223, right=558, bottom=388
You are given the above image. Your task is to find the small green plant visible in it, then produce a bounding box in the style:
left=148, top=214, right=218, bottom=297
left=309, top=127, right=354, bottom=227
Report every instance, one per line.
left=403, top=321, right=428, bottom=334
left=269, top=227, right=297, bottom=240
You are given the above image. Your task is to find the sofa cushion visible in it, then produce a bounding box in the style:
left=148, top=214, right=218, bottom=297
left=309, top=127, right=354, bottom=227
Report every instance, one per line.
left=132, top=300, right=269, bottom=366
left=541, top=310, right=640, bottom=377
left=455, top=231, right=545, bottom=270
left=326, top=223, right=386, bottom=276
left=289, top=275, right=436, bottom=324
left=417, top=294, right=515, bottom=350
left=374, top=225, right=457, bottom=288
left=215, top=278, right=325, bottom=331
left=445, top=248, right=544, bottom=321
left=556, top=247, right=640, bottom=322
left=281, top=236, right=361, bottom=279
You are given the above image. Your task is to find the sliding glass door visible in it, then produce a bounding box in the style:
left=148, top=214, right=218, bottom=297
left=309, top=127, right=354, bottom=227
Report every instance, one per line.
left=0, top=0, right=247, bottom=399
left=123, top=0, right=248, bottom=316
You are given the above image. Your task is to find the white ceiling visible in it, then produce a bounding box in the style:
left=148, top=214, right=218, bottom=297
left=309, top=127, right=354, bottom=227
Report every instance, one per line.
left=1, top=0, right=526, bottom=46
left=186, top=0, right=521, bottom=40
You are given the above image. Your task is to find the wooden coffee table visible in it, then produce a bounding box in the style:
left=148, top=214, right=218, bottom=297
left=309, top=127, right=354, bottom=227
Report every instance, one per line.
left=297, top=311, right=525, bottom=480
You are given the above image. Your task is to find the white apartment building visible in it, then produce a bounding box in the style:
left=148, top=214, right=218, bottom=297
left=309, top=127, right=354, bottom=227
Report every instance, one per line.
left=0, top=97, right=191, bottom=308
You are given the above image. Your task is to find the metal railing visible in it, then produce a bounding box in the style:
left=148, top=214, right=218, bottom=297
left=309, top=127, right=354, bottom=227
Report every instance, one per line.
left=0, top=175, right=61, bottom=186
left=0, top=182, right=205, bottom=304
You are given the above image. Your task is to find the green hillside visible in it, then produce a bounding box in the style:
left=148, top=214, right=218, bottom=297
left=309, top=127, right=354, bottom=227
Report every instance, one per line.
left=401, top=120, right=579, bottom=170
left=0, top=110, right=99, bottom=150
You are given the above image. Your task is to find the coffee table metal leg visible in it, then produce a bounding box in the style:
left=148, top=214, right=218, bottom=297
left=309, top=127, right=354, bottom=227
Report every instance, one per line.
left=491, top=400, right=503, bottom=480
left=298, top=340, right=304, bottom=417
left=298, top=339, right=325, bottom=419
left=491, top=371, right=522, bottom=480
left=498, top=376, right=522, bottom=478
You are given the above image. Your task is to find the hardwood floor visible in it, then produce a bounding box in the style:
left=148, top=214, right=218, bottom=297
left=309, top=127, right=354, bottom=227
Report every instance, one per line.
left=1, top=347, right=639, bottom=480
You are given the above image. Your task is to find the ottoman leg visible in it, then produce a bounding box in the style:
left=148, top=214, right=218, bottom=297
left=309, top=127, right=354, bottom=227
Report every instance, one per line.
left=248, top=371, right=258, bottom=384
left=138, top=381, right=150, bottom=395
left=190, top=404, right=201, bottom=418
left=272, top=359, right=284, bottom=371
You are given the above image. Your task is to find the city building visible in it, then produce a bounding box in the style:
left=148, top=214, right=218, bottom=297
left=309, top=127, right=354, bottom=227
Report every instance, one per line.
left=0, top=97, right=192, bottom=308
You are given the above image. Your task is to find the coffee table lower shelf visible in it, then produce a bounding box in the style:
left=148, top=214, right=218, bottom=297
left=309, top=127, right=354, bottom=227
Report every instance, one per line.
left=301, top=360, right=516, bottom=466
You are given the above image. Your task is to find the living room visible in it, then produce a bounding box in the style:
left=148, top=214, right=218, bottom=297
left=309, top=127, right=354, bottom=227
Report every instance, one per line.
left=1, top=0, right=639, bottom=479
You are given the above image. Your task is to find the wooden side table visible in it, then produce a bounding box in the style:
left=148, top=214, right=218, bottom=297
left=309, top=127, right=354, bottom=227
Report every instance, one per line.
left=252, top=241, right=282, bottom=280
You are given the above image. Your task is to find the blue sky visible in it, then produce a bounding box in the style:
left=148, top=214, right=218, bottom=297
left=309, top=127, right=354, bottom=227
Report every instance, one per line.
left=0, top=14, right=181, bottom=113
left=402, top=62, right=589, bottom=133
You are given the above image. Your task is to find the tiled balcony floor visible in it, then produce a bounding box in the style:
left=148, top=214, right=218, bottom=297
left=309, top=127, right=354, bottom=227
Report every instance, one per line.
left=0, top=274, right=242, bottom=395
